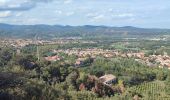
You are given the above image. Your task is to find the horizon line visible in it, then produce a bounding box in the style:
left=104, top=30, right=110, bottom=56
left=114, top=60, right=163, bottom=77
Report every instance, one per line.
left=0, top=23, right=169, bottom=30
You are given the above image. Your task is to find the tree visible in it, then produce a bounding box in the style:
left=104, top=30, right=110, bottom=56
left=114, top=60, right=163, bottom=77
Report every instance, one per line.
left=66, top=70, right=79, bottom=90
left=165, top=72, right=170, bottom=95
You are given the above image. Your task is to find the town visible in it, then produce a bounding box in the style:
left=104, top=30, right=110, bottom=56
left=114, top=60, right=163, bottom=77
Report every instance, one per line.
left=44, top=48, right=170, bottom=69
left=1, top=38, right=170, bottom=70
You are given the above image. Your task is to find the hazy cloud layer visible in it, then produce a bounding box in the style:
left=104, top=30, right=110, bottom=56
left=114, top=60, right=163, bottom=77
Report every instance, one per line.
left=0, top=11, right=11, bottom=18
left=0, top=0, right=170, bottom=28
left=0, top=0, right=53, bottom=11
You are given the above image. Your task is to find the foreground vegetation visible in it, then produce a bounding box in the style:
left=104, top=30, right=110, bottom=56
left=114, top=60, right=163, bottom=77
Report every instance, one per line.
left=0, top=39, right=170, bottom=100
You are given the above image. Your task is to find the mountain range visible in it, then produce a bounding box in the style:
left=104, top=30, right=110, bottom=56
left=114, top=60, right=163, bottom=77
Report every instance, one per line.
left=0, top=23, right=169, bottom=39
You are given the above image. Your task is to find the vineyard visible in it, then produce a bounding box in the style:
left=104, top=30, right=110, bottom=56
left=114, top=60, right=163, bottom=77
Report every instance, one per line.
left=129, top=81, right=170, bottom=100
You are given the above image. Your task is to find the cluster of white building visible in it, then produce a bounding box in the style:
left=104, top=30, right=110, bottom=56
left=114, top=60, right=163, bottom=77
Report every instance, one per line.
left=53, top=48, right=118, bottom=58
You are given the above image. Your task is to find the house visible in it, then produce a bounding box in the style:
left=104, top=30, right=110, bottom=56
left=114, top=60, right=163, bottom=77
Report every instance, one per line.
left=45, top=55, right=61, bottom=62
left=137, top=53, right=145, bottom=59
left=99, top=74, right=117, bottom=85
left=165, top=63, right=170, bottom=69
left=75, top=58, right=87, bottom=66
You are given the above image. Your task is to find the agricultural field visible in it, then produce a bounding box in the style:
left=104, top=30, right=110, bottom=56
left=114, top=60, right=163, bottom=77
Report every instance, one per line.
left=129, top=81, right=170, bottom=100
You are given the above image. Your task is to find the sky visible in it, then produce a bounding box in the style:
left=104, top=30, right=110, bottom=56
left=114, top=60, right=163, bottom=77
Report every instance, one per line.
left=0, top=0, right=170, bottom=28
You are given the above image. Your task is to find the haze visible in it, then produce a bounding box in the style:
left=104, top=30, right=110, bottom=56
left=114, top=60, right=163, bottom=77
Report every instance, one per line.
left=0, top=0, right=170, bottom=28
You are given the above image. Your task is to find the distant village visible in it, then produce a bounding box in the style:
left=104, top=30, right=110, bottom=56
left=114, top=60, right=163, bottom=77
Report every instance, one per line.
left=1, top=38, right=170, bottom=69
left=45, top=48, right=170, bottom=69
left=0, top=38, right=95, bottom=48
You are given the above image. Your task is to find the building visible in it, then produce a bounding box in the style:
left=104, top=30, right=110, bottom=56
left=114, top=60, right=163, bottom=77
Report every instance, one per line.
left=45, top=55, right=61, bottom=62
left=75, top=58, right=87, bottom=66
left=99, top=74, right=117, bottom=85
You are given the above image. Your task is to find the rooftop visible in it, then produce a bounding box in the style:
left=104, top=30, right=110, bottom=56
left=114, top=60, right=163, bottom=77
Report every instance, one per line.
left=99, top=74, right=116, bottom=83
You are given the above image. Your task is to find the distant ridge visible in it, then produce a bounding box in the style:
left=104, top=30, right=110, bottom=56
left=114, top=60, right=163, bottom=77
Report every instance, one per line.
left=0, top=23, right=169, bottom=39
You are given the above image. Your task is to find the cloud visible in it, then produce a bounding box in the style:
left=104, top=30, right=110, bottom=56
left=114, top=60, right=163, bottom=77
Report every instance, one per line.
left=111, top=13, right=135, bottom=18
left=86, top=13, right=98, bottom=17
left=93, top=15, right=104, bottom=20
left=108, top=8, right=113, bottom=12
left=55, top=10, right=74, bottom=16
left=86, top=12, right=106, bottom=22
left=64, top=0, right=73, bottom=4
left=0, top=0, right=6, bottom=5
left=55, top=10, right=62, bottom=15
left=0, top=3, right=35, bottom=11
left=90, top=14, right=105, bottom=22
left=31, top=0, right=54, bottom=3
left=65, top=12, right=74, bottom=16
left=0, top=0, right=53, bottom=11
left=15, top=12, right=23, bottom=17
left=23, top=18, right=39, bottom=24
left=0, top=11, right=12, bottom=18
